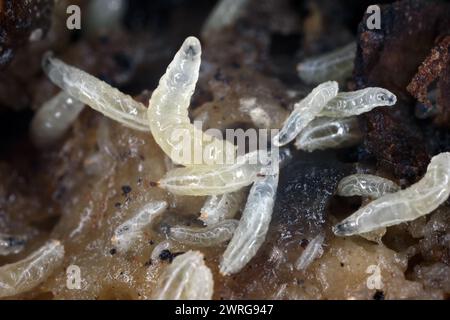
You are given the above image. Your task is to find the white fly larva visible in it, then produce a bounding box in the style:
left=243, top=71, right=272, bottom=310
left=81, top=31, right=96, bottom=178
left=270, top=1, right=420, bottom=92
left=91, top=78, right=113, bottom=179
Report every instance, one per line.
left=201, top=0, right=249, bottom=37
left=157, top=151, right=267, bottom=196
left=42, top=53, right=149, bottom=132
left=30, top=91, right=85, bottom=148
left=0, top=233, right=27, bottom=256
left=148, top=36, right=236, bottom=166
left=0, top=240, right=64, bottom=298
left=272, top=81, right=338, bottom=147
left=199, top=191, right=246, bottom=225
left=169, top=219, right=239, bottom=247
left=297, top=42, right=356, bottom=85
left=152, top=250, right=213, bottom=300
left=220, top=160, right=279, bottom=275
left=318, top=87, right=397, bottom=118
left=295, top=233, right=325, bottom=271
left=337, top=174, right=400, bottom=199
left=333, top=152, right=450, bottom=236
left=294, top=116, right=362, bottom=152
left=111, top=201, right=168, bottom=252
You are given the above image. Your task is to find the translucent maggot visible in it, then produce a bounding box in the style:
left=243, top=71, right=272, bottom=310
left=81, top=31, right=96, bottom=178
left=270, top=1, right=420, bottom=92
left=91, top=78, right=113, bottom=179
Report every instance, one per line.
left=333, top=152, right=450, bottom=236
left=294, top=116, right=362, bottom=152
left=147, top=36, right=236, bottom=166
left=297, top=42, right=356, bottom=85
left=220, top=160, right=279, bottom=275
left=152, top=250, right=214, bottom=300
left=42, top=53, right=149, bottom=131
left=169, top=219, right=239, bottom=247
left=0, top=240, right=64, bottom=298
left=319, top=87, right=397, bottom=118
left=336, top=174, right=400, bottom=199
left=157, top=150, right=268, bottom=196
left=111, top=201, right=168, bottom=252
left=272, top=81, right=338, bottom=147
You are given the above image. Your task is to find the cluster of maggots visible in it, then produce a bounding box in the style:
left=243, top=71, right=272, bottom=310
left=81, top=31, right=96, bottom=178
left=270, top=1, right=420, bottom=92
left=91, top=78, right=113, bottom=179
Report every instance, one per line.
left=2, top=30, right=449, bottom=300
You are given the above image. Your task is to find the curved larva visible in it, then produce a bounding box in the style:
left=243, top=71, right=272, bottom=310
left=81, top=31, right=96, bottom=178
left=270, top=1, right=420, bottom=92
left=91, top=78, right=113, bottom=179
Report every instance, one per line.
left=152, top=251, right=213, bottom=300
left=202, top=0, right=249, bottom=37
left=199, top=191, right=246, bottom=225
left=272, top=81, right=338, bottom=147
left=333, top=152, right=450, bottom=236
left=0, top=233, right=27, bottom=256
left=220, top=161, right=279, bottom=275
left=42, top=53, right=149, bottom=131
left=158, top=151, right=265, bottom=196
left=297, top=42, right=356, bottom=85
left=169, top=219, right=239, bottom=247
left=337, top=174, right=400, bottom=199
left=148, top=36, right=236, bottom=166
left=0, top=240, right=64, bottom=298
left=319, top=88, right=397, bottom=118
left=30, top=91, right=85, bottom=148
left=294, top=116, right=362, bottom=152
left=111, top=201, right=168, bottom=252
left=295, top=233, right=325, bottom=271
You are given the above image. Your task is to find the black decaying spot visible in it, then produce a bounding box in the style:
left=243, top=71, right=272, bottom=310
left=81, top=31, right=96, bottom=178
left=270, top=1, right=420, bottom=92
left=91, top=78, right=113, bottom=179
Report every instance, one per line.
left=373, top=290, right=385, bottom=300
left=121, top=185, right=132, bottom=195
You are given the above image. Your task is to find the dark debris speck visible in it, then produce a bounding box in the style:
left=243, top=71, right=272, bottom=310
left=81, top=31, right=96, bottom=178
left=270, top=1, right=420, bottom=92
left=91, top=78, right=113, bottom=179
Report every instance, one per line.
left=121, top=185, right=132, bottom=195
left=373, top=290, right=385, bottom=300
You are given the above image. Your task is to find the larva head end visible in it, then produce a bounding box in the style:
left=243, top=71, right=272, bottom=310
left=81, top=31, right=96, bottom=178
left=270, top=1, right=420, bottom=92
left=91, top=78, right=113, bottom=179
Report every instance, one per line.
left=149, top=181, right=159, bottom=187
left=377, top=89, right=397, bottom=106
left=41, top=51, right=55, bottom=73
left=182, top=36, right=201, bottom=58
left=332, top=221, right=358, bottom=236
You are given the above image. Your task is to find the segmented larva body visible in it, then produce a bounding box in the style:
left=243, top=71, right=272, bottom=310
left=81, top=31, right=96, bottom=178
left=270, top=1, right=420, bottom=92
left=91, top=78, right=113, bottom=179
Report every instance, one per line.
left=333, top=152, right=450, bottom=236
left=319, top=88, right=397, bottom=118
left=220, top=161, right=279, bottom=275
left=148, top=36, right=236, bottom=166
left=272, top=81, right=338, bottom=147
left=152, top=251, right=214, bottom=300
left=158, top=151, right=266, bottom=196
left=169, top=219, right=239, bottom=247
left=42, top=54, right=149, bottom=131
left=297, top=42, right=356, bottom=85
left=199, top=191, right=246, bottom=225
left=0, top=240, right=64, bottom=298
left=111, top=201, right=168, bottom=252
left=30, top=91, right=85, bottom=148
left=295, top=233, right=325, bottom=271
left=337, top=174, right=400, bottom=199
left=0, top=233, right=27, bottom=256
left=294, top=116, right=362, bottom=152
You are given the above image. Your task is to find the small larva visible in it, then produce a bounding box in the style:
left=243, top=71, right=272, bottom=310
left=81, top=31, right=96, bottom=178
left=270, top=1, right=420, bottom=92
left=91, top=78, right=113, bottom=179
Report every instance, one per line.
left=295, top=233, right=325, bottom=271
left=333, top=152, right=450, bottom=236
left=199, top=191, right=246, bottom=225
left=42, top=53, right=149, bottom=131
left=0, top=240, right=64, bottom=298
left=111, top=201, right=168, bottom=253
left=0, top=233, right=27, bottom=256
left=30, top=91, right=85, bottom=148
left=297, top=42, right=356, bottom=85
left=150, top=240, right=172, bottom=262
left=169, top=219, right=239, bottom=247
left=148, top=36, right=236, bottom=166
left=294, top=116, right=362, bottom=152
left=158, top=151, right=266, bottom=196
left=319, top=87, right=397, bottom=118
left=272, top=81, right=338, bottom=147
left=202, top=0, right=249, bottom=37
left=152, top=250, right=214, bottom=300
left=220, top=160, right=279, bottom=275
left=336, top=174, right=400, bottom=199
